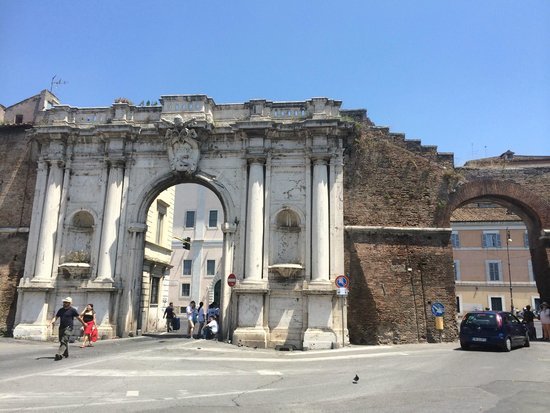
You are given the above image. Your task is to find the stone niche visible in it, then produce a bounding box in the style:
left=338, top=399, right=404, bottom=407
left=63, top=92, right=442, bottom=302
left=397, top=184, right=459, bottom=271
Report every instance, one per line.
left=268, top=209, right=304, bottom=280
left=58, top=210, right=94, bottom=280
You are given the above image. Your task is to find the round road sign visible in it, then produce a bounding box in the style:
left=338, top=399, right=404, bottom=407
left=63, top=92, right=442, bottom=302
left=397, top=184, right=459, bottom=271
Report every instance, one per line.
left=431, top=302, right=445, bottom=317
left=227, top=273, right=237, bottom=287
left=335, top=275, right=349, bottom=289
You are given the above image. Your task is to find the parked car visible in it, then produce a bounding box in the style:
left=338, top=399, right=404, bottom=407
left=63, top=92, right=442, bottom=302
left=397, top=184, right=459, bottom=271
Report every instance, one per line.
left=459, top=311, right=530, bottom=352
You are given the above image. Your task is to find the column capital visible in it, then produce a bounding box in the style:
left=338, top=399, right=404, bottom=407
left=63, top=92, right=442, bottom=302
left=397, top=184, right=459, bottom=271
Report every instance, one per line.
left=246, top=156, right=266, bottom=165
left=104, top=156, right=127, bottom=168
left=311, top=156, right=329, bottom=165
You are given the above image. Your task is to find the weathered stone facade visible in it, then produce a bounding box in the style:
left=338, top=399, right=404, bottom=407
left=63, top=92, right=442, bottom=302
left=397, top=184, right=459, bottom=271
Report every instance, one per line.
left=10, top=96, right=352, bottom=350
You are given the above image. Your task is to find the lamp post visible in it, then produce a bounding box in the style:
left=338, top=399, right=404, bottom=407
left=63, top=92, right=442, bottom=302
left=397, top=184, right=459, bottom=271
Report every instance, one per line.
left=505, top=228, right=514, bottom=313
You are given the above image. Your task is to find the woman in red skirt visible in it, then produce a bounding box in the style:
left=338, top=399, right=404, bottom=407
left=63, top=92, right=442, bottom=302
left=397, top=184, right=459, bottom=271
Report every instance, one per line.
left=80, top=304, right=96, bottom=348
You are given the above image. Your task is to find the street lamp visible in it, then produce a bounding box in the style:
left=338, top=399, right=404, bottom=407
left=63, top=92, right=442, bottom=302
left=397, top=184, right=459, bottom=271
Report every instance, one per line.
left=505, top=228, right=514, bottom=313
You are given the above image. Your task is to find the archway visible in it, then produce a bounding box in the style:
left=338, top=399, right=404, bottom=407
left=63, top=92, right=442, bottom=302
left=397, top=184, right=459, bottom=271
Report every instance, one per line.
left=133, top=177, right=230, bottom=337
left=441, top=179, right=550, bottom=303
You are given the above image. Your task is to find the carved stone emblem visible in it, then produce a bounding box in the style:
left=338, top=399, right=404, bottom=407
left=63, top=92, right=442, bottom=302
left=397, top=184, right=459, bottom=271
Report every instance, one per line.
left=163, top=116, right=200, bottom=173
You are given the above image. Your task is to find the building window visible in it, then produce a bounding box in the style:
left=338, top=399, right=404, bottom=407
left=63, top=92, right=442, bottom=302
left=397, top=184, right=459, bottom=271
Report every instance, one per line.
left=156, top=203, right=167, bottom=245
left=486, top=260, right=502, bottom=281
left=150, top=277, right=160, bottom=305
left=490, top=296, right=503, bottom=311
left=181, top=283, right=190, bottom=297
left=453, top=260, right=461, bottom=281
left=15, top=114, right=23, bottom=124
left=450, top=232, right=460, bottom=248
left=207, top=259, right=216, bottom=276
left=183, top=259, right=192, bottom=276
left=208, top=210, right=218, bottom=228
left=524, top=231, right=529, bottom=248
left=482, top=231, right=501, bottom=248
left=185, top=210, right=196, bottom=228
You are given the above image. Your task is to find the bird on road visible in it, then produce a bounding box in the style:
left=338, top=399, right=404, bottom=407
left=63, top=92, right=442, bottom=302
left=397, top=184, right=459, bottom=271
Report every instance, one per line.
left=353, top=374, right=359, bottom=384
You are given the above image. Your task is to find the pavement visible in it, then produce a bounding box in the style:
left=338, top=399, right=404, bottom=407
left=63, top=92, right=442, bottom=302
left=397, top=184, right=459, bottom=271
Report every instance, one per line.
left=1, top=334, right=549, bottom=412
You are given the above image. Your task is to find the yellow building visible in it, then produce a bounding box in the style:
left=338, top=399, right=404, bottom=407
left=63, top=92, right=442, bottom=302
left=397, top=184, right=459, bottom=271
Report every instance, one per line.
left=141, top=187, right=175, bottom=332
left=451, top=202, right=540, bottom=315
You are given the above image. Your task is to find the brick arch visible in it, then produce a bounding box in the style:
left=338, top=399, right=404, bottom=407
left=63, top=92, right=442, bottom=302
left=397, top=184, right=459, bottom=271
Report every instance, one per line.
left=438, top=178, right=550, bottom=230
left=439, top=178, right=550, bottom=302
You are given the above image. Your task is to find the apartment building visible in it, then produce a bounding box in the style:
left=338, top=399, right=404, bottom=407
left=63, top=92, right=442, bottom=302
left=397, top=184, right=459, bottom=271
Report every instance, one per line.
left=168, top=184, right=224, bottom=315
left=451, top=202, right=540, bottom=315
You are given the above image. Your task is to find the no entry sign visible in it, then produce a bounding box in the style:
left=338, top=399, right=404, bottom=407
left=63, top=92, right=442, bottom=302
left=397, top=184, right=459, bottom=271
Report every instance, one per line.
left=227, top=273, right=237, bottom=287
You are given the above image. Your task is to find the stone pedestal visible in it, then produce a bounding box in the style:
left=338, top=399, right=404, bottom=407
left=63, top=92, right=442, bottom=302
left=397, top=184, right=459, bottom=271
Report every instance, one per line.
left=13, top=284, right=53, bottom=341
left=302, top=282, right=337, bottom=350
left=232, top=282, right=268, bottom=348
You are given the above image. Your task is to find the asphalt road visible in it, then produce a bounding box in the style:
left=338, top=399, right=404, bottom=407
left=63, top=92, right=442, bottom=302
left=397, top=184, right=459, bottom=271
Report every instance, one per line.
left=0, top=335, right=549, bottom=412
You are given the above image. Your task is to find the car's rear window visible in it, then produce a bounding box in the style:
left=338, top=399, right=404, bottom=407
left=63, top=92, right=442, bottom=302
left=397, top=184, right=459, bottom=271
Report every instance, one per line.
left=463, top=313, right=498, bottom=327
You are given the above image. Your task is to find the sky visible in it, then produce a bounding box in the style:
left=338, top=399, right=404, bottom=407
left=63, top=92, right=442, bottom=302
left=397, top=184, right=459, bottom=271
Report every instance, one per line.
left=1, top=1, right=548, bottom=166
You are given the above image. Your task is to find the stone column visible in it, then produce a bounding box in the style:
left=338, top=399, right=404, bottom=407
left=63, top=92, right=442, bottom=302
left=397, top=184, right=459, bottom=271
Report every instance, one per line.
left=311, top=158, right=330, bottom=283
left=244, top=159, right=264, bottom=282
left=34, top=160, right=65, bottom=281
left=22, top=160, right=48, bottom=281
left=97, top=160, right=125, bottom=282
left=303, top=156, right=336, bottom=350
left=233, top=158, right=268, bottom=348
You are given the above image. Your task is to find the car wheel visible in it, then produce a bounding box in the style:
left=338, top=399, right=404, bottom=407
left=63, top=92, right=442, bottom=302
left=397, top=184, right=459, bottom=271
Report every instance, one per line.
left=503, top=337, right=512, bottom=352
left=460, top=341, right=469, bottom=350
left=524, top=333, right=530, bottom=348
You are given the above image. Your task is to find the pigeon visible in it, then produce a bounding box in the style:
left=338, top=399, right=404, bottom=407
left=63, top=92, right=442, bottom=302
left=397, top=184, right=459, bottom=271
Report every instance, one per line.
left=353, top=374, right=359, bottom=384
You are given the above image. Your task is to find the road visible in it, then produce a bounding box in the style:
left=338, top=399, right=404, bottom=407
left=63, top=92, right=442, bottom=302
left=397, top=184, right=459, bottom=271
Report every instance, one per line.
left=0, top=335, right=549, bottom=412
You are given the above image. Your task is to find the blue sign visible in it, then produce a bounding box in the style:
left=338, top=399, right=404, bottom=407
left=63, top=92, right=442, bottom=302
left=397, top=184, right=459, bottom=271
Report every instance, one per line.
left=335, top=275, right=349, bottom=288
left=431, top=302, right=445, bottom=317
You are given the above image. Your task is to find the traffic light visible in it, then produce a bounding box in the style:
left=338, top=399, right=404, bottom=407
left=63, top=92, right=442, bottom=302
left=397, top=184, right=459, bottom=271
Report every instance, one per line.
left=183, top=237, right=191, bottom=250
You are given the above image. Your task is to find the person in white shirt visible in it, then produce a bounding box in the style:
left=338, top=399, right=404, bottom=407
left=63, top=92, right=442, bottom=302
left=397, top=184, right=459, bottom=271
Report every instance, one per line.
left=201, top=315, right=218, bottom=340
left=540, top=302, right=550, bottom=341
left=186, top=301, right=196, bottom=337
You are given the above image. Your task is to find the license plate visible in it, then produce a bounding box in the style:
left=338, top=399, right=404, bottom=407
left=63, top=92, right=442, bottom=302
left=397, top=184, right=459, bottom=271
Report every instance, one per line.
left=472, top=337, right=487, bottom=342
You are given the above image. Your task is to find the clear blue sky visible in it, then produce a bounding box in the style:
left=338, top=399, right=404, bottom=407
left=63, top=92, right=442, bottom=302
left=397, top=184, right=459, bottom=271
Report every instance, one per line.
left=1, top=1, right=548, bottom=165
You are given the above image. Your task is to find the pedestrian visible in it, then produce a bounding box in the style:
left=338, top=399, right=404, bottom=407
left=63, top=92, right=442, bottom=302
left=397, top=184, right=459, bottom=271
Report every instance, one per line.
left=186, top=300, right=196, bottom=337
left=201, top=315, right=218, bottom=340
left=163, top=302, right=175, bottom=332
left=79, top=303, right=97, bottom=348
left=207, top=301, right=219, bottom=320
left=48, top=297, right=86, bottom=361
left=195, top=301, right=205, bottom=338
left=522, top=305, right=536, bottom=341
left=540, top=302, right=550, bottom=341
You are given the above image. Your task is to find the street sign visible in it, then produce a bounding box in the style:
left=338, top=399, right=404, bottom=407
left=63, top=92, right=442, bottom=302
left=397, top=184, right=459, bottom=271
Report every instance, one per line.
left=227, top=273, right=237, bottom=287
left=336, top=287, right=348, bottom=296
left=335, top=275, right=349, bottom=289
left=431, top=302, right=445, bottom=317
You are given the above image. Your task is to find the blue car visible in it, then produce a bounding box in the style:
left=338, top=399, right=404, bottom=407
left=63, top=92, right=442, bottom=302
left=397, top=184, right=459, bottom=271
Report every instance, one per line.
left=459, top=311, right=530, bottom=352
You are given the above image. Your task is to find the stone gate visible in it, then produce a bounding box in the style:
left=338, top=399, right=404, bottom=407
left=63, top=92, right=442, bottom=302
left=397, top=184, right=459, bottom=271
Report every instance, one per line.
left=12, top=96, right=354, bottom=349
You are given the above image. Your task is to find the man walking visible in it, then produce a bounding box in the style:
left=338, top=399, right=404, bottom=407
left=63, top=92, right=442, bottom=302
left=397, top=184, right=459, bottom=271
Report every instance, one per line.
left=522, top=305, right=536, bottom=340
left=49, top=297, right=85, bottom=361
left=163, top=302, right=175, bottom=332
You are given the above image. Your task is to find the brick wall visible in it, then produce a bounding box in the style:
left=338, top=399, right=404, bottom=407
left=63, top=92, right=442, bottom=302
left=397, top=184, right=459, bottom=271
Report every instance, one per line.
left=0, top=126, right=36, bottom=335
left=346, top=228, right=458, bottom=344
left=343, top=122, right=459, bottom=344
left=343, top=120, right=550, bottom=344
